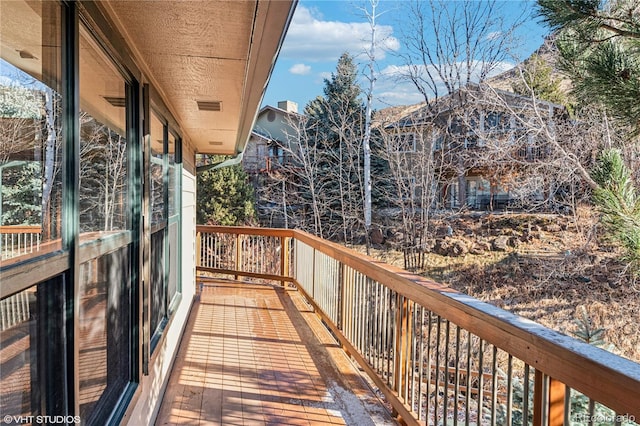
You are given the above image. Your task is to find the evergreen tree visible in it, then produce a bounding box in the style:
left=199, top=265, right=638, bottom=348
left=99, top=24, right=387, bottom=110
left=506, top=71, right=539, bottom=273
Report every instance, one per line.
left=1, top=162, right=41, bottom=225
left=300, top=52, right=367, bottom=243
left=591, top=149, right=640, bottom=277
left=512, top=53, right=568, bottom=106
left=304, top=52, right=364, bottom=146
left=197, top=156, right=256, bottom=225
left=536, top=0, right=640, bottom=133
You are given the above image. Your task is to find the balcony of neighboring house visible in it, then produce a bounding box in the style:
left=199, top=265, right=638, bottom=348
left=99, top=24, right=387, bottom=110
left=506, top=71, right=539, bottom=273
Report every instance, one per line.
left=156, top=226, right=639, bottom=425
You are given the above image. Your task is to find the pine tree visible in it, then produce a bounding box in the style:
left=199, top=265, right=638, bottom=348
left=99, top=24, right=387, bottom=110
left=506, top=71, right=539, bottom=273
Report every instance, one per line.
left=591, top=149, right=640, bottom=277
left=536, top=0, right=640, bottom=133
left=304, top=52, right=364, bottom=147
left=197, top=156, right=256, bottom=226
left=301, top=53, right=366, bottom=243
left=511, top=53, right=567, bottom=106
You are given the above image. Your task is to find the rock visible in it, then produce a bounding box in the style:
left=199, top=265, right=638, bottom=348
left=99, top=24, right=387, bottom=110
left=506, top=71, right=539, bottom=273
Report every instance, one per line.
left=475, top=240, right=491, bottom=252
left=544, top=223, right=562, bottom=232
left=520, top=232, right=533, bottom=243
left=449, top=239, right=468, bottom=256
left=435, top=238, right=468, bottom=257
left=434, top=238, right=448, bottom=255
left=491, top=236, right=510, bottom=251
left=470, top=244, right=485, bottom=255
left=370, top=228, right=384, bottom=245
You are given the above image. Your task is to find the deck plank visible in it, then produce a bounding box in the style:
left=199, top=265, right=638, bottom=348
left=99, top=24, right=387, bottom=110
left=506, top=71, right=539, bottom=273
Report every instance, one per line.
left=155, top=280, right=395, bottom=426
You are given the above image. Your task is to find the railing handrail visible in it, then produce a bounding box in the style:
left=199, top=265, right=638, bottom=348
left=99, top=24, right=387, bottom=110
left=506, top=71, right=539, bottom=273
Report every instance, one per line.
left=0, top=225, right=42, bottom=234
left=196, top=225, right=640, bottom=418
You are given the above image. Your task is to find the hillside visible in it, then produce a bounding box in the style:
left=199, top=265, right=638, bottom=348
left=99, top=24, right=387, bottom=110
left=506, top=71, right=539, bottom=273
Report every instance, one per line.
left=487, top=34, right=573, bottom=95
left=366, top=209, right=640, bottom=363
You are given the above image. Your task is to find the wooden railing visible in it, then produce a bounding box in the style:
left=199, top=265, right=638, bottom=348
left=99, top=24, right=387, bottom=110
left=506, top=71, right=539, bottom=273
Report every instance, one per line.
left=196, top=225, right=640, bottom=426
left=0, top=225, right=42, bottom=261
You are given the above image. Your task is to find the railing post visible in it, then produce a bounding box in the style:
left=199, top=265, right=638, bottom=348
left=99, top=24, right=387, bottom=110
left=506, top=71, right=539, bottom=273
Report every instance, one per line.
left=312, top=248, right=316, bottom=300
left=394, top=293, right=411, bottom=408
left=338, top=263, right=345, bottom=330
left=548, top=378, right=566, bottom=426
left=534, top=370, right=545, bottom=426
left=280, top=236, right=290, bottom=287
left=196, top=231, right=201, bottom=268
left=533, top=371, right=564, bottom=426
left=235, top=233, right=241, bottom=280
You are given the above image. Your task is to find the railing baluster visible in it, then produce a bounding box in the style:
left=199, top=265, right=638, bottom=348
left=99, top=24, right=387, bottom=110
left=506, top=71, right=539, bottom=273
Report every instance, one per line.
left=417, top=306, right=425, bottom=421
left=425, top=311, right=433, bottom=423
left=404, top=298, right=412, bottom=401
left=491, top=345, right=498, bottom=426
left=435, top=316, right=442, bottom=425
left=524, top=364, right=531, bottom=426
left=465, top=332, right=472, bottom=424
left=507, top=354, right=513, bottom=425
left=453, top=325, right=461, bottom=426
left=409, top=302, right=418, bottom=413
left=477, top=338, right=485, bottom=426
left=564, top=387, right=571, bottom=426
left=444, top=319, right=451, bottom=423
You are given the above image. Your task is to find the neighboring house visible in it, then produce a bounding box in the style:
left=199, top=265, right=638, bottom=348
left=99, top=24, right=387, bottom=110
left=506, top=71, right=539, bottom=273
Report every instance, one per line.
left=379, top=84, right=567, bottom=211
left=243, top=100, right=300, bottom=175
left=243, top=101, right=302, bottom=226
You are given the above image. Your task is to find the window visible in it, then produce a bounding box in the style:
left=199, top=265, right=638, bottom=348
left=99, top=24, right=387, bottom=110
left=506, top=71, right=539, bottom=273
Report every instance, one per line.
left=77, top=23, right=136, bottom=423
left=433, top=133, right=444, bottom=151
left=79, top=27, right=129, bottom=235
left=400, top=177, right=416, bottom=201
left=168, top=132, right=177, bottom=217
left=394, top=132, right=417, bottom=152
left=78, top=247, right=131, bottom=423
left=149, top=115, right=182, bottom=344
left=0, top=1, right=63, bottom=267
left=150, top=113, right=164, bottom=227
left=485, top=111, right=503, bottom=130
left=167, top=132, right=180, bottom=309
left=0, top=278, right=66, bottom=419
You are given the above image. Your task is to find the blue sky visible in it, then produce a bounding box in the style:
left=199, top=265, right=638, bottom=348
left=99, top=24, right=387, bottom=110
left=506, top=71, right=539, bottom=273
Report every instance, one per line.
left=262, top=0, right=552, bottom=112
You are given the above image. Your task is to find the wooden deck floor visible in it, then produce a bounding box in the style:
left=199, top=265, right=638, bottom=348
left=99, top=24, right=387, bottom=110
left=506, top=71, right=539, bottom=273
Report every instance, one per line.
left=155, top=280, right=395, bottom=426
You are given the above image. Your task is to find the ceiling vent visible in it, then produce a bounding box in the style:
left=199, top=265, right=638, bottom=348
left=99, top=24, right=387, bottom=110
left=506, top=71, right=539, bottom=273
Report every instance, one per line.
left=104, top=96, right=126, bottom=107
left=208, top=141, right=223, bottom=146
left=197, top=100, right=222, bottom=112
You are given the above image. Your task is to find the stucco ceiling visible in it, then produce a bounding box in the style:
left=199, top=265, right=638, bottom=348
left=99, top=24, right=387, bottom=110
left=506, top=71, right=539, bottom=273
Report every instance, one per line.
left=102, top=0, right=296, bottom=155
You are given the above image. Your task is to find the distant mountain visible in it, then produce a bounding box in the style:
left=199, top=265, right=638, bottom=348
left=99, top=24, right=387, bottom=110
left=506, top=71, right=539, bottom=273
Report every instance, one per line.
left=487, top=34, right=572, bottom=95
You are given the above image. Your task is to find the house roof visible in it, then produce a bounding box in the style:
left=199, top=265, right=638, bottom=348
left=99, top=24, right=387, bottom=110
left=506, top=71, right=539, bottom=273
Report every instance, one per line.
left=258, top=104, right=303, bottom=119
left=381, top=83, right=566, bottom=130
left=250, top=130, right=273, bottom=143
left=101, top=0, right=297, bottom=156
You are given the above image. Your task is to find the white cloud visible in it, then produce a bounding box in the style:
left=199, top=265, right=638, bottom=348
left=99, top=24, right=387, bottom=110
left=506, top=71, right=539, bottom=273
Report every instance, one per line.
left=289, top=63, right=312, bottom=75
left=281, top=6, right=400, bottom=63
left=373, top=61, right=515, bottom=108
left=486, top=31, right=503, bottom=41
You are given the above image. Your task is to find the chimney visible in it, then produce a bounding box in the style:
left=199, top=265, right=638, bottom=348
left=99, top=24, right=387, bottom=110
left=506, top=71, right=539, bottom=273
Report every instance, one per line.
left=277, top=100, right=298, bottom=113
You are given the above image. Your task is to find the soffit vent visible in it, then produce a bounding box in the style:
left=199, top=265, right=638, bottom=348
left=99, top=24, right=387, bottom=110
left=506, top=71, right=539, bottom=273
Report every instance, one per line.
left=104, top=96, right=126, bottom=107
left=208, top=141, right=223, bottom=146
left=197, top=100, right=222, bottom=112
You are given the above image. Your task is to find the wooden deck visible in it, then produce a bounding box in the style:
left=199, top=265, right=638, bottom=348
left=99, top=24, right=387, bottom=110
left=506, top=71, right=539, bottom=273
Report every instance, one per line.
left=155, top=280, right=396, bottom=426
